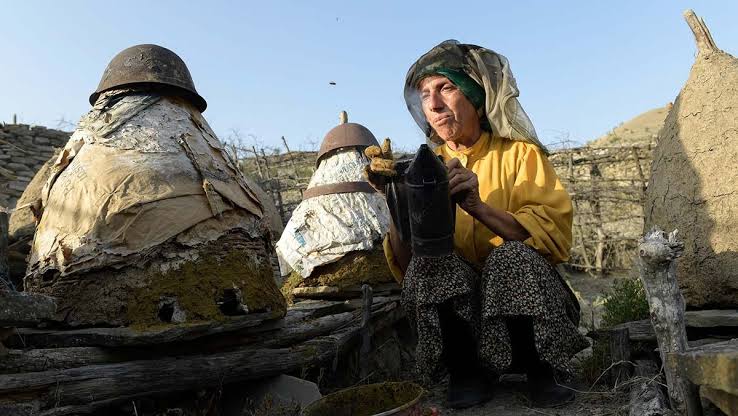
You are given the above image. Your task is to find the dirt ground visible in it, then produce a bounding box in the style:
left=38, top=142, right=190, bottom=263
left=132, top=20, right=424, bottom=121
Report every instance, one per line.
left=421, top=375, right=628, bottom=416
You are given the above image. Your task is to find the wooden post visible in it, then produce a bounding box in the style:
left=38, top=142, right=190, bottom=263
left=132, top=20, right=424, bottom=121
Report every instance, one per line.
left=281, top=136, right=298, bottom=173
left=631, top=147, right=647, bottom=201
left=608, top=326, right=632, bottom=387
left=11, top=114, right=16, bottom=124
left=568, top=152, right=594, bottom=272
left=274, top=178, right=285, bottom=223
left=637, top=228, right=702, bottom=415
left=589, top=153, right=605, bottom=276
left=360, top=284, right=373, bottom=380
left=0, top=211, right=9, bottom=292
left=251, top=146, right=264, bottom=179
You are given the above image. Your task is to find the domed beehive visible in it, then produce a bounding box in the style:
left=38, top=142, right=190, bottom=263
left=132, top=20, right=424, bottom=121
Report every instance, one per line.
left=24, top=45, right=286, bottom=327
left=276, top=112, right=395, bottom=301
left=645, top=11, right=738, bottom=308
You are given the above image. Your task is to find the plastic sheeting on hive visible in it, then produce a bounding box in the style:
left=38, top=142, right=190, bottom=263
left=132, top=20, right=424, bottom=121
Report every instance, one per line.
left=28, top=92, right=263, bottom=278
left=276, top=148, right=390, bottom=278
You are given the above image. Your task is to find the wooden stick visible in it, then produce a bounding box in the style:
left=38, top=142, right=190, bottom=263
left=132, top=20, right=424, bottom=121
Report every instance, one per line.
left=683, top=9, right=719, bottom=55
left=608, top=326, right=632, bottom=387
left=360, top=284, right=373, bottom=379
left=637, top=228, right=702, bottom=415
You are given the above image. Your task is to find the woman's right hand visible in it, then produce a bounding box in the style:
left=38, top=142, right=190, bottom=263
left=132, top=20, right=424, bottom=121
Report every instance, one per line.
left=363, top=137, right=396, bottom=193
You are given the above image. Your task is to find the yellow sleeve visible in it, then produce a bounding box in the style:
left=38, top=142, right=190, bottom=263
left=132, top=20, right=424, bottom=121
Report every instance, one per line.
left=382, top=234, right=405, bottom=283
left=508, top=145, right=573, bottom=264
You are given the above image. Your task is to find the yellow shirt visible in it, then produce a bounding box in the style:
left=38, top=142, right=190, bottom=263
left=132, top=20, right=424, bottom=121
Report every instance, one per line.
left=384, top=132, right=573, bottom=281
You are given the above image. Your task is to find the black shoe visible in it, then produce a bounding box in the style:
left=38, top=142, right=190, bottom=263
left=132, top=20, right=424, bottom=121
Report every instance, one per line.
left=527, top=364, right=575, bottom=408
left=446, top=370, right=495, bottom=409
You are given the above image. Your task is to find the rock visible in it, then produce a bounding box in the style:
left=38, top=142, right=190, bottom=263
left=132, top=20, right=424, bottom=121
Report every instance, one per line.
left=244, top=375, right=322, bottom=410
left=645, top=11, right=738, bottom=308
left=674, top=339, right=738, bottom=415
left=0, top=292, right=56, bottom=327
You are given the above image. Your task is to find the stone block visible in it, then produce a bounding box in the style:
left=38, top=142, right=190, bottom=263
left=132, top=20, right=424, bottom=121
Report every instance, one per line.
left=33, top=137, right=50, bottom=145
left=8, top=182, right=28, bottom=192
left=6, top=163, right=29, bottom=171
left=34, top=145, right=55, bottom=153
left=18, top=135, right=34, bottom=144
left=244, top=375, right=321, bottom=410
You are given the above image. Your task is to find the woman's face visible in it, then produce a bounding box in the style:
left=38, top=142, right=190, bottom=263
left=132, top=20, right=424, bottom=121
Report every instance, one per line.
left=418, top=75, right=480, bottom=146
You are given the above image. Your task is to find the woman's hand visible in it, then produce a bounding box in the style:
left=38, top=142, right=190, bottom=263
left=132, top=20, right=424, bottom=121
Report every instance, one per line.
left=363, top=137, right=396, bottom=193
left=446, top=157, right=483, bottom=215
left=446, top=157, right=531, bottom=241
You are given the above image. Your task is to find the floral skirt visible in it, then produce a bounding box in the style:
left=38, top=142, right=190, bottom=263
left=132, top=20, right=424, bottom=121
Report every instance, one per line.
left=401, top=241, right=589, bottom=379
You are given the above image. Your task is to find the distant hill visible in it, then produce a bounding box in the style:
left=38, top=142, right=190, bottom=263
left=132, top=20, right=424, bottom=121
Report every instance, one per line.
left=588, top=105, right=671, bottom=147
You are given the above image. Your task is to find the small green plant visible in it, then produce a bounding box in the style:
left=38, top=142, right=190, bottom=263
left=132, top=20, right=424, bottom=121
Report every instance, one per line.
left=601, top=278, right=650, bottom=328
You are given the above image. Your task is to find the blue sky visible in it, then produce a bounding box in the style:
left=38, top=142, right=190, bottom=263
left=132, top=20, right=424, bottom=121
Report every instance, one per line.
left=2, top=1, right=737, bottom=152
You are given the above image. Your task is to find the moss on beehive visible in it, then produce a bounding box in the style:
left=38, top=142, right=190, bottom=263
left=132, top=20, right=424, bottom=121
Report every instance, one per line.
left=127, top=245, right=286, bottom=329
left=281, top=246, right=394, bottom=304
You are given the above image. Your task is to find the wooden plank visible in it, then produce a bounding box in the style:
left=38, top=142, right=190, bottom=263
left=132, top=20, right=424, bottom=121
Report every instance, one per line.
left=6, top=310, right=282, bottom=348
left=0, top=313, right=356, bottom=374
left=5, top=299, right=375, bottom=349
left=292, top=283, right=400, bottom=300
left=674, top=339, right=738, bottom=397
left=0, top=301, right=403, bottom=415
left=0, top=347, right=131, bottom=374
left=0, top=297, right=399, bottom=373
left=593, top=309, right=738, bottom=343
left=0, top=293, right=56, bottom=328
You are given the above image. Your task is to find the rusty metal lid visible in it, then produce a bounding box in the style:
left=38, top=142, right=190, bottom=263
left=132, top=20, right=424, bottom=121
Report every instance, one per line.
left=316, top=111, right=379, bottom=166
left=89, top=44, right=207, bottom=112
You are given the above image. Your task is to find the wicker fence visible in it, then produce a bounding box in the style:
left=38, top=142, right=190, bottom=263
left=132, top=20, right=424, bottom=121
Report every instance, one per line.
left=233, top=140, right=654, bottom=275
left=549, top=143, right=653, bottom=275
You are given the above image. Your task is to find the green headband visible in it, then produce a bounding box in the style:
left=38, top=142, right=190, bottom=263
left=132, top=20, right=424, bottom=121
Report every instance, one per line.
left=433, top=68, right=485, bottom=110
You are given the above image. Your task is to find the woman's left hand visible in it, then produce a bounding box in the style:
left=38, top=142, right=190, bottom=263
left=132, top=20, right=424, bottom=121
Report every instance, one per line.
left=446, top=158, right=483, bottom=215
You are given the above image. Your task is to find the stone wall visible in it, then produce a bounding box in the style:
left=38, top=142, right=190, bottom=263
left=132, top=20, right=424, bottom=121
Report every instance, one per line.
left=0, top=124, right=71, bottom=209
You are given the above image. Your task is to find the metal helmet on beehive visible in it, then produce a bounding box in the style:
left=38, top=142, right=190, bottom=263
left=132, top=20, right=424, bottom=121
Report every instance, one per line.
left=89, top=44, right=207, bottom=112
left=316, top=111, right=379, bottom=166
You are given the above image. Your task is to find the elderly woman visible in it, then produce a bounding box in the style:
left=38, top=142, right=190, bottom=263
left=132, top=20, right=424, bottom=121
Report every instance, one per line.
left=366, top=40, right=588, bottom=409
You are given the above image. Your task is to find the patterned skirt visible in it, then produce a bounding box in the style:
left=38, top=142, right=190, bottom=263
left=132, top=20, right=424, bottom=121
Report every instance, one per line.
left=401, top=241, right=589, bottom=380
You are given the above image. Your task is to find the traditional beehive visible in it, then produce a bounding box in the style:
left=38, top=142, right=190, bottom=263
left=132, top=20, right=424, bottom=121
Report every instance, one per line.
left=277, top=112, right=394, bottom=301
left=23, top=45, right=286, bottom=327
left=645, top=11, right=738, bottom=308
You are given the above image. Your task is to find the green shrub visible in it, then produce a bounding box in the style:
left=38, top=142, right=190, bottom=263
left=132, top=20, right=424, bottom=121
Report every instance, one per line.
left=601, top=278, right=650, bottom=328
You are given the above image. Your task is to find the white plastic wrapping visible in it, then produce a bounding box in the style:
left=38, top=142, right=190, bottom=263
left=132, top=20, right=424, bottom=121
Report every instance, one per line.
left=276, top=148, right=390, bottom=278
left=28, top=92, right=263, bottom=277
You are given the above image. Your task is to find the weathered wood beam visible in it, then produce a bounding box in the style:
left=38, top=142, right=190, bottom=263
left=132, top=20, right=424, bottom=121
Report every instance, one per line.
left=292, top=283, right=400, bottom=300
left=0, top=301, right=403, bottom=416
left=591, top=309, right=738, bottom=343
left=0, top=310, right=364, bottom=374
left=6, top=309, right=282, bottom=349
left=5, top=298, right=392, bottom=350
left=638, top=228, right=701, bottom=415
